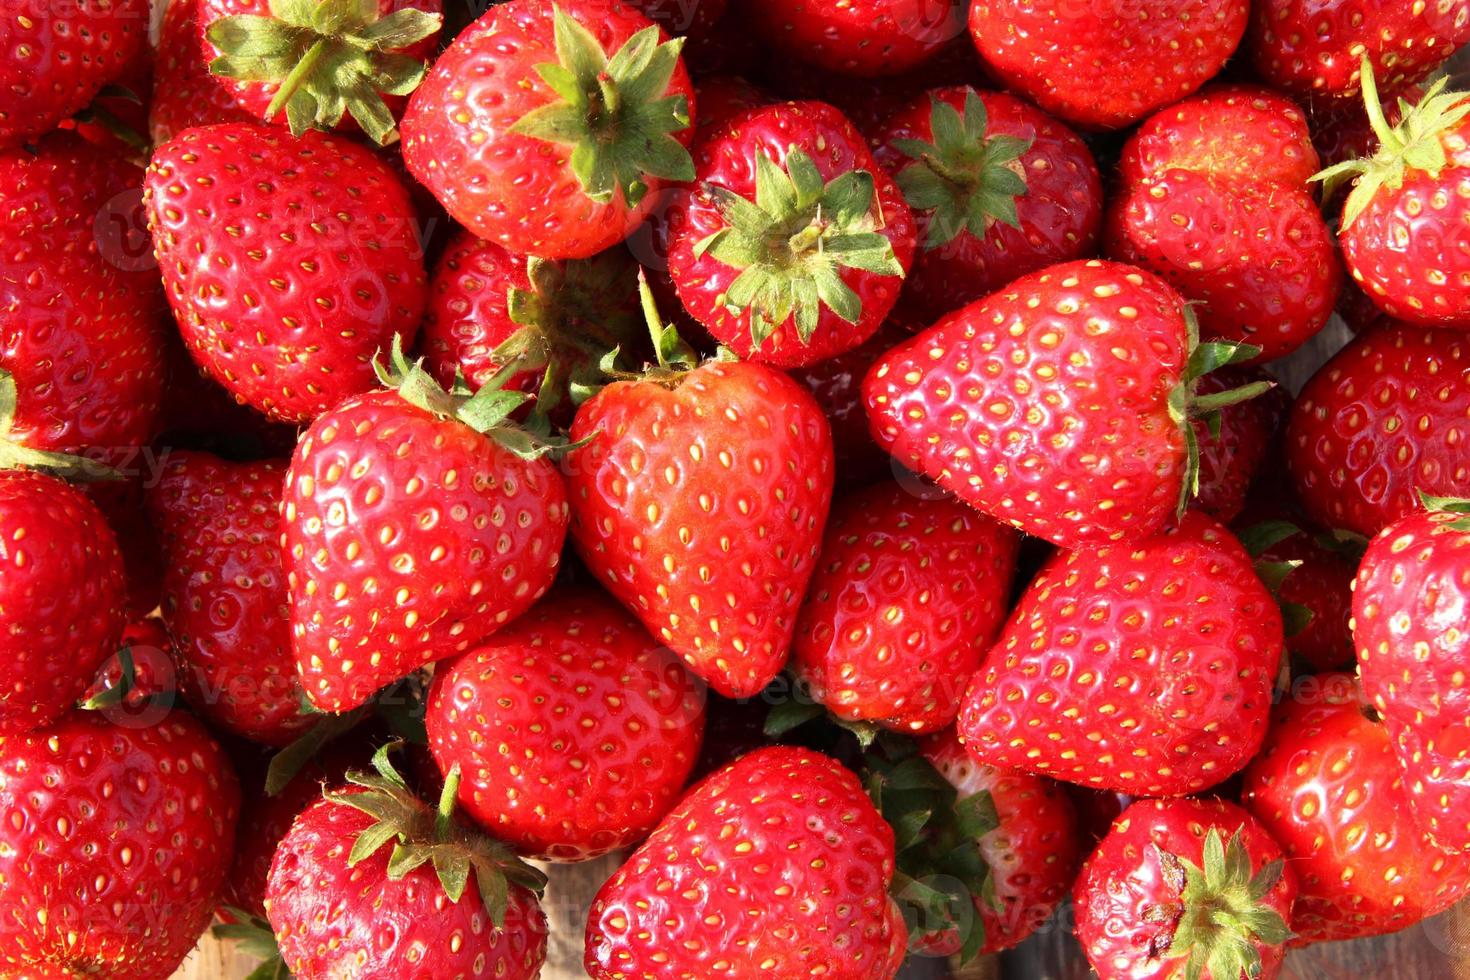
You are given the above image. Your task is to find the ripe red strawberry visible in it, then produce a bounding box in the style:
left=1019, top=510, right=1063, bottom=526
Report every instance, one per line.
left=1074, top=798, right=1296, bottom=980
left=1353, top=497, right=1470, bottom=853
left=747, top=0, right=964, bottom=77
left=959, top=512, right=1284, bottom=796
left=967, top=0, right=1248, bottom=130
left=284, top=341, right=569, bottom=713
left=1250, top=0, right=1470, bottom=102
left=1286, top=324, right=1470, bottom=538
left=786, top=324, right=903, bottom=485
left=403, top=0, right=697, bottom=259
left=146, top=451, right=310, bottom=746
left=0, top=0, right=150, bottom=148
left=0, top=709, right=240, bottom=978
left=266, top=748, right=549, bottom=978
left=148, top=0, right=256, bottom=145
left=145, top=122, right=428, bottom=423
left=664, top=100, right=915, bottom=367
left=427, top=588, right=706, bottom=861
left=1241, top=674, right=1470, bottom=943
left=792, top=482, right=1019, bottom=734
left=584, top=746, right=907, bottom=979
left=864, top=260, right=1271, bottom=550
left=872, top=87, right=1103, bottom=323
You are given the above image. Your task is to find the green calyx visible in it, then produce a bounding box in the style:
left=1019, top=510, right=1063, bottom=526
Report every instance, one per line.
left=1236, top=521, right=1314, bottom=638
left=212, top=908, right=289, bottom=980
left=1313, top=57, right=1470, bottom=230
left=1150, top=828, right=1293, bottom=980
left=695, top=147, right=906, bottom=351
left=1418, top=490, right=1470, bottom=531
left=509, top=5, right=694, bottom=207
left=207, top=0, right=443, bottom=145
left=0, top=369, right=122, bottom=482
left=892, top=91, right=1033, bottom=250
left=325, top=743, right=548, bottom=926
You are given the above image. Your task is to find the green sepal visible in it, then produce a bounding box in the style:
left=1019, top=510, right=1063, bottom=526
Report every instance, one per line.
left=0, top=368, right=124, bottom=482
left=213, top=908, right=291, bottom=979
left=1419, top=490, right=1470, bottom=531
left=1235, top=520, right=1302, bottom=558
left=1253, top=559, right=1303, bottom=596
left=264, top=704, right=369, bottom=796
left=78, top=646, right=136, bottom=712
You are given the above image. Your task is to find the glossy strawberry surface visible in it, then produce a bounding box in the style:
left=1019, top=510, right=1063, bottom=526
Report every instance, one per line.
left=148, top=0, right=254, bottom=145
left=748, top=0, right=964, bottom=77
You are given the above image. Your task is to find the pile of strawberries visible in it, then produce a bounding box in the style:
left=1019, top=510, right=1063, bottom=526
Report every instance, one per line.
left=2, top=0, right=1469, bottom=977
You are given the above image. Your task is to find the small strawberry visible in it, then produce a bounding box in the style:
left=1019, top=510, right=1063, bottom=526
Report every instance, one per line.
left=1353, top=495, right=1470, bottom=854
left=967, top=0, right=1249, bottom=130
left=958, top=511, right=1284, bottom=796
left=1190, top=367, right=1288, bottom=524
left=403, top=0, right=697, bottom=259
left=1074, top=798, right=1296, bottom=980
left=792, top=481, right=1019, bottom=734
left=747, top=0, right=964, bottom=77
left=148, top=0, right=257, bottom=145
left=1241, top=674, right=1470, bottom=943
left=1286, top=323, right=1470, bottom=538
left=284, top=339, right=570, bottom=713
left=864, top=259, right=1272, bottom=550
left=584, top=745, right=908, bottom=979
left=786, top=324, right=903, bottom=485
left=0, top=709, right=241, bottom=978
left=872, top=87, right=1103, bottom=323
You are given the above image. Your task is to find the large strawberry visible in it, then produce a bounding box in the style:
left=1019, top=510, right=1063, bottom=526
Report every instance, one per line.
left=0, top=709, right=240, bottom=978
left=1353, top=496, right=1470, bottom=854
left=967, top=0, right=1248, bottom=130
left=872, top=87, right=1103, bottom=323
left=403, top=0, right=696, bottom=259
left=747, top=0, right=964, bottom=77
left=664, top=100, right=914, bottom=367
left=145, top=122, right=429, bottom=423
left=958, top=511, right=1284, bottom=796
left=584, top=746, right=907, bottom=979
left=864, top=260, right=1271, bottom=550
left=1286, top=323, right=1470, bottom=538
left=792, top=481, right=1019, bottom=734
left=1241, top=674, right=1470, bottom=943
left=1074, top=798, right=1296, bottom=980
left=284, top=339, right=569, bottom=713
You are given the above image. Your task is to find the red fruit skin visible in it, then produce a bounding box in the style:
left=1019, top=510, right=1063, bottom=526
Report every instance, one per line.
left=567, top=361, right=834, bottom=698
left=1354, top=508, right=1470, bottom=854
left=1286, top=324, right=1470, bottom=538
left=1074, top=798, right=1297, bottom=980
left=0, top=711, right=240, bottom=979
left=0, top=472, right=127, bottom=735
left=149, top=0, right=254, bottom=145
left=872, top=87, right=1104, bottom=324
left=959, top=512, right=1284, bottom=796
left=1191, top=368, right=1288, bottom=523
left=145, top=122, right=429, bottom=423
left=402, top=0, right=696, bottom=260
left=85, top=617, right=177, bottom=715
left=146, top=452, right=310, bottom=746
left=692, top=75, right=768, bottom=130
left=1250, top=0, right=1470, bottom=102
left=427, top=589, right=706, bottom=861
left=626, top=0, right=728, bottom=38
left=921, top=729, right=1082, bottom=955
left=266, top=790, right=549, bottom=979
left=786, top=324, right=904, bottom=487
left=584, top=746, right=908, bottom=979
left=864, top=259, right=1191, bottom=551
left=284, top=390, right=570, bottom=712
left=666, top=101, right=916, bottom=367
left=967, top=0, right=1248, bottom=130
left=747, top=0, right=964, bottom=77
left=792, top=482, right=1019, bottom=734
left=1241, top=675, right=1470, bottom=943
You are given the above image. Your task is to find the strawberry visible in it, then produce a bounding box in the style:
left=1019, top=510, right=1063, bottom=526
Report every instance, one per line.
left=584, top=745, right=908, bottom=979
left=663, top=99, right=915, bottom=367
left=786, top=324, right=903, bottom=486
left=145, top=122, right=429, bottom=423
left=1073, top=798, right=1296, bottom=980
left=626, top=0, right=728, bottom=39
left=1190, top=367, right=1288, bottom=524
left=148, top=0, right=256, bottom=145
left=1240, top=674, right=1470, bottom=943
left=0, top=709, right=240, bottom=978
left=1286, top=323, right=1470, bottom=538
left=426, top=588, right=706, bottom=861
left=872, top=87, right=1103, bottom=323
left=747, top=0, right=964, bottom=77
left=403, top=0, right=697, bottom=259
left=863, top=260, right=1272, bottom=551
left=83, top=617, right=178, bottom=719
left=967, top=0, right=1249, bottom=130
left=1316, top=65, right=1470, bottom=328
left=265, top=746, right=550, bottom=978
left=1353, top=496, right=1470, bottom=854
left=791, top=481, right=1019, bottom=734
left=958, top=512, right=1284, bottom=796
left=146, top=451, right=310, bottom=746
left=284, top=339, right=569, bottom=713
